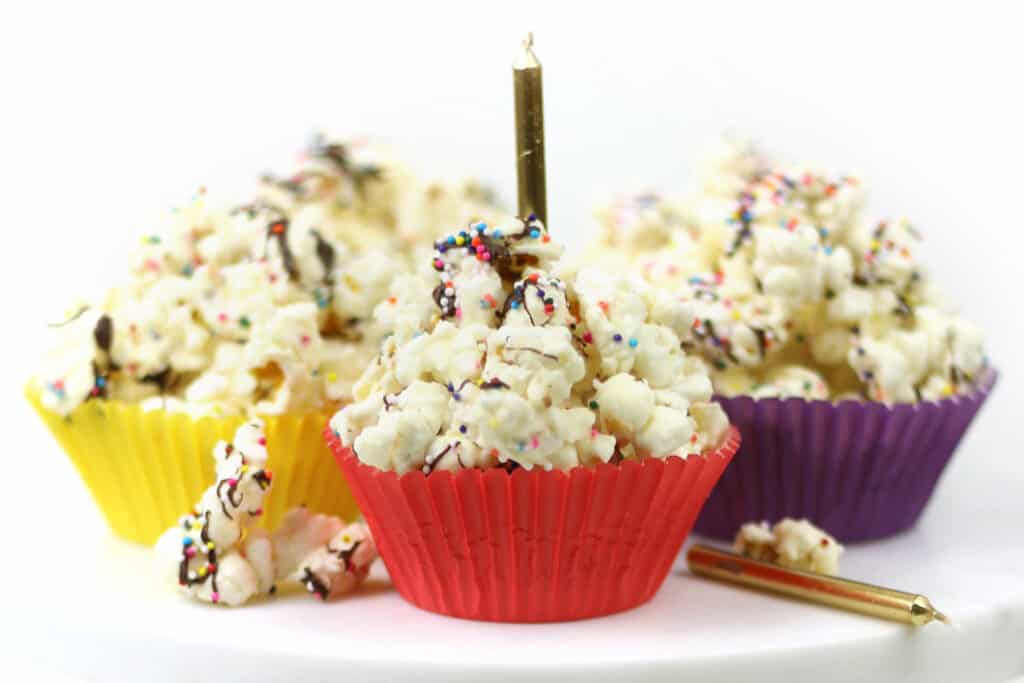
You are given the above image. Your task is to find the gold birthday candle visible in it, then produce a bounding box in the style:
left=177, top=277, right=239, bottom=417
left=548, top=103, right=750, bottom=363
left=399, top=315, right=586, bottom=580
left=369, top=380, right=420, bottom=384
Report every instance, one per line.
left=687, top=544, right=951, bottom=626
left=513, top=32, right=547, bottom=226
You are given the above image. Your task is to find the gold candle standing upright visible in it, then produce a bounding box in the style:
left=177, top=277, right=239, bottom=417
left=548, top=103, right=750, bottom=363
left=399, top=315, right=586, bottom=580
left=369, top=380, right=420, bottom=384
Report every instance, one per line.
left=513, top=32, right=547, bottom=226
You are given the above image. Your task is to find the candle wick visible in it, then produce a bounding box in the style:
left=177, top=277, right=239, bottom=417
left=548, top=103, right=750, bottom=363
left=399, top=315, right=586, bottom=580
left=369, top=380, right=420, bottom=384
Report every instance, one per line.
left=514, top=33, right=541, bottom=70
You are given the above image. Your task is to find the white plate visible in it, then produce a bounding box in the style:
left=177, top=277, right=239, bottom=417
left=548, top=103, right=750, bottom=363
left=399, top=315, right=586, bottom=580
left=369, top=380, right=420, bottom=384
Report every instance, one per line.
left=4, top=407, right=1023, bottom=683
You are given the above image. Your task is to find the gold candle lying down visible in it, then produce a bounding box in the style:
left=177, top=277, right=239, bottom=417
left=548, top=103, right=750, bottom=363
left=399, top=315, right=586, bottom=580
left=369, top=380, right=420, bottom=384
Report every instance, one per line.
left=513, top=32, right=547, bottom=226
left=687, top=544, right=951, bottom=626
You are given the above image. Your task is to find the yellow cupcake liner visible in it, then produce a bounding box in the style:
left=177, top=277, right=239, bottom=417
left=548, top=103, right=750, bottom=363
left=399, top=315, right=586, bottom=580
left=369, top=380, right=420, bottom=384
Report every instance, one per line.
left=26, top=388, right=360, bottom=545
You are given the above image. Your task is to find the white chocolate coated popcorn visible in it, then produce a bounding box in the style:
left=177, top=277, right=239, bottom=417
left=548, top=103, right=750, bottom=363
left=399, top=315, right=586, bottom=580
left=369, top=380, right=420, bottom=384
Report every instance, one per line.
left=331, top=218, right=729, bottom=474
left=156, top=420, right=276, bottom=606
left=34, top=136, right=509, bottom=416
left=735, top=518, right=843, bottom=576
left=595, top=138, right=989, bottom=403
left=156, top=423, right=377, bottom=606
left=290, top=523, right=379, bottom=601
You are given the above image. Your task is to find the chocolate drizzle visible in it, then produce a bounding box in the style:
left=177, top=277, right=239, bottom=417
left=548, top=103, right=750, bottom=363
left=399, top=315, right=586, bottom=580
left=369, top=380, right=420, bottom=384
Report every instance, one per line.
left=429, top=217, right=553, bottom=321
left=140, top=366, right=173, bottom=392
left=751, top=327, right=769, bottom=359
left=692, top=320, right=741, bottom=365
left=498, top=283, right=533, bottom=325
left=302, top=567, right=330, bottom=600
left=423, top=443, right=454, bottom=474
left=311, top=141, right=383, bottom=198
left=946, top=330, right=969, bottom=390
left=234, top=201, right=304, bottom=283
left=261, top=139, right=384, bottom=204
left=433, top=217, right=546, bottom=291
left=311, top=229, right=336, bottom=286
left=216, top=478, right=239, bottom=520
left=267, top=218, right=300, bottom=282
left=497, top=277, right=559, bottom=327
left=446, top=379, right=473, bottom=400
left=83, top=313, right=168, bottom=398
left=331, top=540, right=363, bottom=572
left=178, top=511, right=219, bottom=597
left=494, top=460, right=522, bottom=473
left=93, top=315, right=113, bottom=353
left=503, top=342, right=559, bottom=362
left=252, top=470, right=271, bottom=490
left=432, top=282, right=457, bottom=319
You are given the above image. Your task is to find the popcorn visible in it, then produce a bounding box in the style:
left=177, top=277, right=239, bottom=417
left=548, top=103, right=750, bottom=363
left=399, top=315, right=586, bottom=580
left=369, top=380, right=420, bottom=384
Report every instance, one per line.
left=290, top=524, right=378, bottom=601
left=35, top=136, right=510, bottom=417
left=156, top=420, right=276, bottom=606
left=331, top=217, right=729, bottom=474
left=156, top=422, right=378, bottom=606
left=594, top=138, right=989, bottom=403
left=735, top=518, right=843, bottom=576
left=748, top=366, right=830, bottom=401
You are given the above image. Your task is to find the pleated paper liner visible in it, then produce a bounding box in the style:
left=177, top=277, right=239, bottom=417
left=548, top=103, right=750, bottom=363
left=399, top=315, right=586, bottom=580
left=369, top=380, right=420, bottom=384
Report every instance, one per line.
left=327, top=425, right=741, bottom=623
left=694, top=369, right=997, bottom=543
left=27, top=389, right=360, bottom=545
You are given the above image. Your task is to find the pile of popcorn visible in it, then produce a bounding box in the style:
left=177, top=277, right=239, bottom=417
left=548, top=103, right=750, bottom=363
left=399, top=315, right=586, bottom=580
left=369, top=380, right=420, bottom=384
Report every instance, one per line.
left=592, top=140, right=987, bottom=403
left=331, top=216, right=730, bottom=474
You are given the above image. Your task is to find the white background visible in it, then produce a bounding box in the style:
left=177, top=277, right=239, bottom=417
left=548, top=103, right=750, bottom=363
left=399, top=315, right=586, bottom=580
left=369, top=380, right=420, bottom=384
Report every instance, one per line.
left=1, top=1, right=1021, bottom=681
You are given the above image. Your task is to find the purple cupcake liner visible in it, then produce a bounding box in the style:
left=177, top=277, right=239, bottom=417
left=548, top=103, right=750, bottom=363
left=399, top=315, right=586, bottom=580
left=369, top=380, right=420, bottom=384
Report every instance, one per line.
left=694, top=368, right=997, bottom=543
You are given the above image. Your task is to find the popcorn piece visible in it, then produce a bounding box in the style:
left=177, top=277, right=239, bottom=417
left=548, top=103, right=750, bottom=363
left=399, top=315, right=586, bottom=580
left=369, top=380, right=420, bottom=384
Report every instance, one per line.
left=291, top=523, right=378, bottom=601
left=735, top=518, right=843, bottom=576
left=270, top=507, right=347, bottom=579
left=749, top=366, right=830, bottom=401
left=350, top=381, right=451, bottom=473
left=156, top=420, right=274, bottom=606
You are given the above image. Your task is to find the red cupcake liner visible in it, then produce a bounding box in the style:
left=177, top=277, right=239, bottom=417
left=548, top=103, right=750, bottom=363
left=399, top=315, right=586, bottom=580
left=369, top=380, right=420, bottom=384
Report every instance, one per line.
left=694, top=369, right=997, bottom=543
left=326, top=426, right=740, bottom=622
